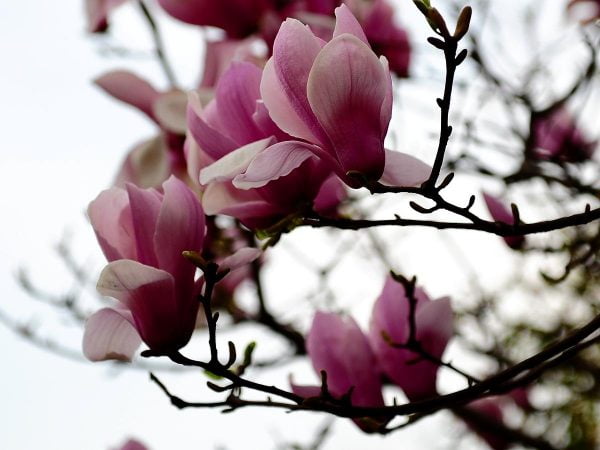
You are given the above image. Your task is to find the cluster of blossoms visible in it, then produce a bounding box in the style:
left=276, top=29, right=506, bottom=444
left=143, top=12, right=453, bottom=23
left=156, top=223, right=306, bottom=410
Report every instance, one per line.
left=83, top=4, right=431, bottom=363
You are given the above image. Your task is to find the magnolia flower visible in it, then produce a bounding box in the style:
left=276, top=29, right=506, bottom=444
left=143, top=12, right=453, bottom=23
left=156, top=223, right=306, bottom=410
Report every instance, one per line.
left=187, top=61, right=345, bottom=228
left=462, top=398, right=511, bottom=450
left=532, top=108, right=596, bottom=163
left=369, top=276, right=453, bottom=401
left=482, top=192, right=525, bottom=250
left=261, top=5, right=429, bottom=187
left=95, top=70, right=190, bottom=188
left=83, top=177, right=206, bottom=360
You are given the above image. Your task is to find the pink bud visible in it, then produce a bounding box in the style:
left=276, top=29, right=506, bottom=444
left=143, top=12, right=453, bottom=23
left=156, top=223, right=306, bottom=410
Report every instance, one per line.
left=482, top=192, right=525, bottom=250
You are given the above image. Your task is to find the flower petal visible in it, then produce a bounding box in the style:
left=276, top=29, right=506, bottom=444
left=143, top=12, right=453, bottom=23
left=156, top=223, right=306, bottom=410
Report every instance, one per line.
left=154, top=176, right=205, bottom=290
left=307, top=34, right=390, bottom=180
left=233, top=141, right=321, bottom=189
left=187, top=91, right=239, bottom=161
left=153, top=90, right=187, bottom=134
left=94, top=70, right=160, bottom=120
left=200, top=138, right=274, bottom=185
left=83, top=307, right=141, bottom=362
left=126, top=184, right=162, bottom=267
left=380, top=149, right=431, bottom=187
left=215, top=62, right=265, bottom=145
left=88, top=187, right=136, bottom=261
left=219, top=247, right=261, bottom=272
left=261, top=19, right=328, bottom=144
left=333, top=4, right=369, bottom=45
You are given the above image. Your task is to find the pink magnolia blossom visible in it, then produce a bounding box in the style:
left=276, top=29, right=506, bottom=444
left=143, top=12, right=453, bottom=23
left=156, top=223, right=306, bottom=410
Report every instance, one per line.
left=261, top=5, right=429, bottom=187
left=292, top=311, right=385, bottom=431
left=369, top=276, right=453, bottom=401
left=84, top=176, right=206, bottom=360
left=187, top=61, right=345, bottom=228
left=482, top=192, right=525, bottom=250
left=95, top=70, right=190, bottom=188
left=532, top=108, right=596, bottom=163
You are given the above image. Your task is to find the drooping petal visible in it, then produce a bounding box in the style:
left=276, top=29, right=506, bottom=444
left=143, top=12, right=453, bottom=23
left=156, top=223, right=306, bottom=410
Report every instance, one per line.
left=154, top=176, right=205, bottom=291
left=307, top=34, right=390, bottom=181
left=88, top=188, right=136, bottom=261
left=232, top=141, right=321, bottom=189
left=261, top=19, right=328, bottom=145
left=94, top=70, right=160, bottom=120
left=187, top=91, right=239, bottom=161
left=200, top=138, right=275, bottom=185
left=83, top=307, right=141, bottom=362
left=379, top=149, right=431, bottom=187
left=332, top=4, right=369, bottom=44
left=307, top=311, right=384, bottom=407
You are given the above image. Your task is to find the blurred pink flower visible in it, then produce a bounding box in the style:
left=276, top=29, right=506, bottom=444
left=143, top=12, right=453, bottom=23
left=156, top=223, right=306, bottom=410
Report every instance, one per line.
left=532, top=108, right=596, bottom=163
left=369, top=276, right=453, bottom=401
left=114, top=438, right=149, bottom=450
left=482, top=192, right=525, bottom=250
left=85, top=0, right=127, bottom=33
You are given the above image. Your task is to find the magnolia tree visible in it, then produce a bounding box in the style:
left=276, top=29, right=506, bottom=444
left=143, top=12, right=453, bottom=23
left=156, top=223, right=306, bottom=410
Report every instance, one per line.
left=7, top=0, right=600, bottom=448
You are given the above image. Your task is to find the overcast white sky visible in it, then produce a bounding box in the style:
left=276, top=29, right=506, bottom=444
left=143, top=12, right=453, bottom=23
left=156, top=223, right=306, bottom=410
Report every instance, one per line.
left=0, top=0, right=587, bottom=449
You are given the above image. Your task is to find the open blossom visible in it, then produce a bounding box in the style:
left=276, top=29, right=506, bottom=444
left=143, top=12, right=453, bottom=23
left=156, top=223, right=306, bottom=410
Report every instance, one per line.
left=187, top=60, right=345, bottom=228
left=369, top=276, right=453, bottom=401
left=532, top=108, right=596, bottom=163
left=482, top=192, right=525, bottom=250
left=261, top=5, right=429, bottom=187
left=83, top=176, right=206, bottom=360
left=95, top=70, right=190, bottom=188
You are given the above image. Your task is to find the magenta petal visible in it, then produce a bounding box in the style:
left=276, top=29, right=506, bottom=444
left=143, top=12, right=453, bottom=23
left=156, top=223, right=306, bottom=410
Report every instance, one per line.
left=88, top=188, right=136, bottom=261
left=187, top=92, right=239, bottom=161
left=97, top=260, right=196, bottom=351
left=200, top=138, right=274, bottom=185
left=313, top=174, right=347, bottom=215
left=233, top=141, right=320, bottom=189
left=307, top=311, right=383, bottom=407
left=261, top=19, right=327, bottom=144
left=380, top=149, right=431, bottom=187
left=126, top=184, right=162, bottom=267
left=308, top=34, right=390, bottom=180
left=94, top=70, right=160, bottom=120
left=333, top=4, right=369, bottom=45
left=154, top=176, right=205, bottom=289
left=215, top=62, right=265, bottom=145
left=83, top=307, right=141, bottom=362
